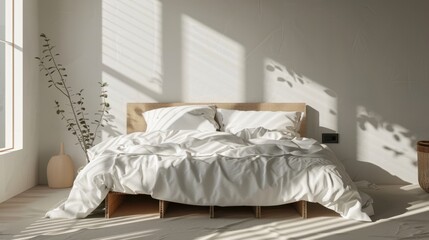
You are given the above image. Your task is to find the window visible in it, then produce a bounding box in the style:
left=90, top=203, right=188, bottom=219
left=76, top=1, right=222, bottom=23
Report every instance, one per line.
left=0, top=0, right=14, bottom=151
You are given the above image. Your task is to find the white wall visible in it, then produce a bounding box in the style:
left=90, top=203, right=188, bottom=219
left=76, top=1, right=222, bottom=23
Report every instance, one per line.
left=0, top=0, right=39, bottom=203
left=38, top=0, right=429, bottom=185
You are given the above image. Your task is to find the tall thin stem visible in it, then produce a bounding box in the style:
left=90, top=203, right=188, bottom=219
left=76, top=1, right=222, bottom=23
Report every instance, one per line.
left=37, top=34, right=110, bottom=164
left=45, top=40, right=90, bottom=162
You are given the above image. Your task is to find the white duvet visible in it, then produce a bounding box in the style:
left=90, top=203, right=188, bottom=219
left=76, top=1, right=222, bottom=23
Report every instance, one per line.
left=46, top=128, right=373, bottom=221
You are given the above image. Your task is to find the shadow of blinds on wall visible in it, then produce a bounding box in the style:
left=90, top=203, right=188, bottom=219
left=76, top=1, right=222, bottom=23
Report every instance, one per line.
left=0, top=0, right=14, bottom=151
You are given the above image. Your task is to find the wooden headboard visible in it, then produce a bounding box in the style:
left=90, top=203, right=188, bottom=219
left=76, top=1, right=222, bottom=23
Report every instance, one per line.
left=127, top=103, right=306, bottom=136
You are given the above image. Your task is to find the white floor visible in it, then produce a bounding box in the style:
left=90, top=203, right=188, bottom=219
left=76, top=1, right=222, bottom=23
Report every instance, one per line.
left=0, top=185, right=429, bottom=240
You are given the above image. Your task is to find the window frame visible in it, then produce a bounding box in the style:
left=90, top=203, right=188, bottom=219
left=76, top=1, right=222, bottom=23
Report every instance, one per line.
left=0, top=0, right=14, bottom=152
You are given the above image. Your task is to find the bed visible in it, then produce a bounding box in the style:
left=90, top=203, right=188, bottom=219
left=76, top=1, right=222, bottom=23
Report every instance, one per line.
left=46, top=103, right=373, bottom=221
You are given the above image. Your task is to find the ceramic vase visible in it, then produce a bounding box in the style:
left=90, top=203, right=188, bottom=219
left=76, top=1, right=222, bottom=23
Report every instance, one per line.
left=47, top=143, right=75, bottom=188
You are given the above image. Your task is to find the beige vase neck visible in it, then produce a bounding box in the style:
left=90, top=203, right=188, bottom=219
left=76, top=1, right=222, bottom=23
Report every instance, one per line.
left=60, top=143, right=65, bottom=155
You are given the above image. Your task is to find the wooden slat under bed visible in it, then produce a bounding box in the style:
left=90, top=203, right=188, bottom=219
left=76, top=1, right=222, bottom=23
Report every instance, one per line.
left=105, top=194, right=315, bottom=219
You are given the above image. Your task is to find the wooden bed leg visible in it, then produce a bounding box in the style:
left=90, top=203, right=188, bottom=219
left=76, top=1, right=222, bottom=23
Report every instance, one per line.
left=209, top=206, right=215, bottom=218
left=104, top=194, right=109, bottom=218
left=292, top=201, right=308, bottom=219
left=159, top=200, right=169, bottom=218
left=105, top=192, right=125, bottom=218
left=252, top=206, right=261, bottom=218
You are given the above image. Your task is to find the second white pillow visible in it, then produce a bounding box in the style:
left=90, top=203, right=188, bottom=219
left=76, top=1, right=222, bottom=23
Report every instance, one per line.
left=216, top=108, right=303, bottom=136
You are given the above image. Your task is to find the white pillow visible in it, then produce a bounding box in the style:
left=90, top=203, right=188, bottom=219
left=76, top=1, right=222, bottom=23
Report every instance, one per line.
left=143, top=105, right=219, bottom=132
left=216, top=108, right=303, bottom=136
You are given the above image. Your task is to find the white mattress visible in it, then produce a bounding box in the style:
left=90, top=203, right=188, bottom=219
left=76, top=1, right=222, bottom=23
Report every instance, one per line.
left=46, top=129, right=373, bottom=221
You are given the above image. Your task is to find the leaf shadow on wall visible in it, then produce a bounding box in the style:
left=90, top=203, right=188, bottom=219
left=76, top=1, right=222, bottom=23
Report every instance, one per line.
left=267, top=58, right=413, bottom=185
left=357, top=113, right=418, bottom=166
left=103, top=111, right=122, bottom=138
left=267, top=62, right=338, bottom=118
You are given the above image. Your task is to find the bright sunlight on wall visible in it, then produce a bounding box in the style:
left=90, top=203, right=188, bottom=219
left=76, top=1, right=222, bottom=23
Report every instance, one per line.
left=102, top=0, right=163, bottom=133
left=356, top=106, right=417, bottom=183
left=264, top=58, right=338, bottom=132
left=182, top=15, right=244, bottom=102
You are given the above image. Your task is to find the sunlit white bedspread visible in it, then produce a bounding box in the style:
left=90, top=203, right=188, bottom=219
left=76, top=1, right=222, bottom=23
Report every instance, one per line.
left=46, top=129, right=373, bottom=221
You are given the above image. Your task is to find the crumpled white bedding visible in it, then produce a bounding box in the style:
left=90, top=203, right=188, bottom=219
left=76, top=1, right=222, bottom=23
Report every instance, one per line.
left=46, top=128, right=373, bottom=221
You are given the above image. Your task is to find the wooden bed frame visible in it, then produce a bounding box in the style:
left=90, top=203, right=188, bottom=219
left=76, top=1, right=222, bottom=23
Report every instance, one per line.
left=106, top=103, right=314, bottom=219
